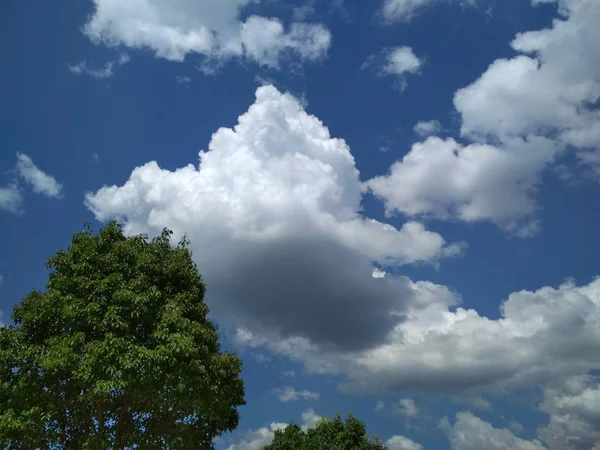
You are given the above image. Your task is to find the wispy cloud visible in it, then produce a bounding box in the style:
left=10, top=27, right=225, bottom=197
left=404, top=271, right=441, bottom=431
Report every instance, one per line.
left=273, top=386, right=319, bottom=402
left=0, top=184, right=24, bottom=215
left=16, top=152, right=63, bottom=198
left=68, top=53, right=130, bottom=79
left=175, top=76, right=191, bottom=87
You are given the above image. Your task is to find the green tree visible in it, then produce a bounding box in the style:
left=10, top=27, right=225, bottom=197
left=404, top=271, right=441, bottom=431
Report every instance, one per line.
left=0, top=221, right=245, bottom=449
left=263, top=413, right=387, bottom=450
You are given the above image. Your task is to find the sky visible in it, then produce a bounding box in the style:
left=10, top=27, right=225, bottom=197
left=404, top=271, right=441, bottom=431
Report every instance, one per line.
left=1, top=0, right=600, bottom=449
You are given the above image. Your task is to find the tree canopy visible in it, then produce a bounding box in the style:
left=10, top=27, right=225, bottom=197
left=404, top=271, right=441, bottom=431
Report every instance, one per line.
left=0, top=221, right=245, bottom=449
left=263, top=413, right=387, bottom=450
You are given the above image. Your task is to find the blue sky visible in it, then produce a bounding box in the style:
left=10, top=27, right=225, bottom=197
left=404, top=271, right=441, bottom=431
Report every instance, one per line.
left=1, top=0, right=600, bottom=449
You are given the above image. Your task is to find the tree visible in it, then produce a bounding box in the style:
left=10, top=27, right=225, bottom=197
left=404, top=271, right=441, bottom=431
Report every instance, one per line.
left=263, top=413, right=387, bottom=450
left=0, top=221, right=245, bottom=449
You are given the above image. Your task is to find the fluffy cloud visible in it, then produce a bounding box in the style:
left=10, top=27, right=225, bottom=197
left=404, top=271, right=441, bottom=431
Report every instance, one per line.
left=273, top=386, right=319, bottom=402
left=365, top=136, right=558, bottom=235
left=82, top=0, right=331, bottom=69
left=393, top=398, right=419, bottom=419
left=413, top=120, right=441, bottom=137
left=368, top=0, right=600, bottom=235
left=339, top=277, right=600, bottom=395
left=440, top=376, right=600, bottom=450
left=453, top=0, right=600, bottom=178
left=382, top=47, right=422, bottom=76
left=68, top=53, right=130, bottom=79
left=385, top=435, right=424, bottom=450
left=225, top=422, right=288, bottom=450
left=538, top=375, right=600, bottom=450
left=0, top=184, right=23, bottom=215
left=86, top=85, right=462, bottom=354
left=16, top=153, right=63, bottom=198
left=440, top=412, right=546, bottom=450
left=238, top=276, right=600, bottom=399
left=365, top=46, right=423, bottom=91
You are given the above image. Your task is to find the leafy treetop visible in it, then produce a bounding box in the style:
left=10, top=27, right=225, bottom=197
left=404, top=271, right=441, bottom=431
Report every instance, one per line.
left=0, top=221, right=245, bottom=449
left=263, top=413, right=388, bottom=450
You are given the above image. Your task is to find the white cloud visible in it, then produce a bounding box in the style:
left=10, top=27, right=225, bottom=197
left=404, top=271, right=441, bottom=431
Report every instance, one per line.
left=441, top=412, right=546, bottom=450
left=15, top=153, right=63, bottom=198
left=338, top=277, right=600, bottom=396
left=366, top=46, right=423, bottom=92
left=440, top=378, right=600, bottom=450
left=413, top=120, right=442, bottom=137
left=365, top=136, right=558, bottom=235
left=381, top=0, right=476, bottom=22
left=86, top=85, right=462, bottom=354
left=82, top=0, right=331, bottom=70
left=385, top=435, right=424, bottom=450
left=226, top=422, right=288, bottom=450
left=238, top=276, right=600, bottom=399
left=383, top=47, right=422, bottom=76
left=68, top=53, right=130, bottom=79
left=538, top=375, right=600, bottom=450
left=454, top=0, right=600, bottom=175
left=374, top=400, right=386, bottom=411
left=393, top=398, right=419, bottom=418
left=0, top=184, right=23, bottom=215
left=273, top=386, right=319, bottom=402
left=368, top=0, right=600, bottom=235
left=300, top=408, right=322, bottom=430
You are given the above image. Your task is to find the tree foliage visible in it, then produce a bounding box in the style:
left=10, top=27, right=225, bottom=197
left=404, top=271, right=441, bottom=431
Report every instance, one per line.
left=263, top=413, right=387, bottom=450
left=0, top=221, right=245, bottom=449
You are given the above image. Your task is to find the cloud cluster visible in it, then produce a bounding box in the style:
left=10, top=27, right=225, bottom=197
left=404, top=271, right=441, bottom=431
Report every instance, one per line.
left=87, top=85, right=463, bottom=354
left=441, top=374, right=600, bottom=450
left=87, top=83, right=600, bottom=403
left=82, top=0, right=331, bottom=70
left=367, top=0, right=600, bottom=235
left=441, top=412, right=546, bottom=450
left=239, top=276, right=600, bottom=400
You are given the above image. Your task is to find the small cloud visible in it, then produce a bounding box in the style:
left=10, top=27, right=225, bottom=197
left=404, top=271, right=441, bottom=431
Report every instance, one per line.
left=393, top=398, right=419, bottom=419
left=0, top=184, right=24, bottom=215
left=372, top=267, right=387, bottom=279
left=363, top=46, right=423, bottom=92
left=374, top=400, right=386, bottom=411
left=300, top=408, right=322, bottom=430
left=509, top=420, right=524, bottom=434
left=15, top=153, right=63, bottom=198
left=0, top=274, right=4, bottom=285
left=68, top=53, right=130, bottom=79
left=413, top=120, right=442, bottom=137
left=253, top=352, right=271, bottom=364
left=281, top=370, right=296, bottom=378
left=92, top=153, right=100, bottom=165
left=273, top=386, right=320, bottom=403
left=175, top=75, right=192, bottom=87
